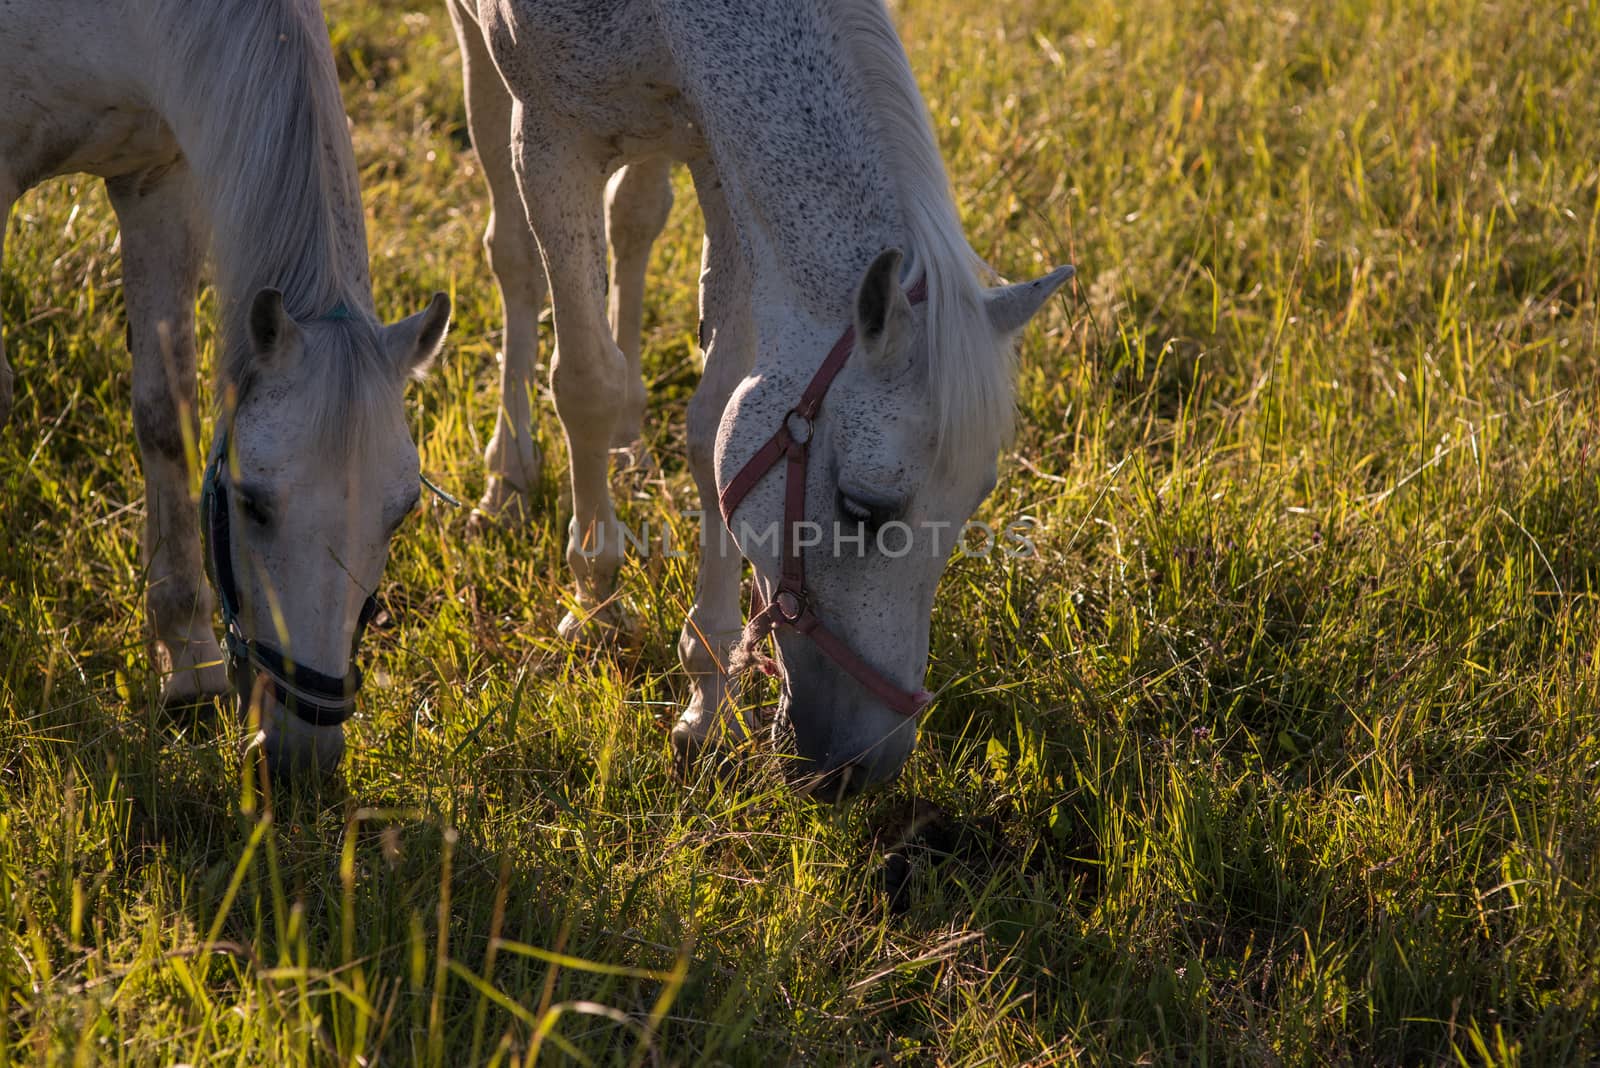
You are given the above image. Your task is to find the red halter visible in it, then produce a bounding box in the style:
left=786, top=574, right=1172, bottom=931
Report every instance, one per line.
left=718, top=279, right=932, bottom=718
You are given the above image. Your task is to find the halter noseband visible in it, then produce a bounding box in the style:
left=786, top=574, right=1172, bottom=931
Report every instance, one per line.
left=718, top=278, right=933, bottom=719
left=200, top=431, right=377, bottom=727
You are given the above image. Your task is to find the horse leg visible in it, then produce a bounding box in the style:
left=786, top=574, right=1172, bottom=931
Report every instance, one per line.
left=604, top=158, right=673, bottom=463
left=0, top=172, right=15, bottom=428
left=672, top=163, right=758, bottom=761
left=106, top=168, right=228, bottom=713
left=513, top=130, right=630, bottom=640
left=450, top=3, right=547, bottom=524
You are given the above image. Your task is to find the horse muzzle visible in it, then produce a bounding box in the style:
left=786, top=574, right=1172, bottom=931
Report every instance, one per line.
left=775, top=641, right=920, bottom=798
left=242, top=675, right=350, bottom=779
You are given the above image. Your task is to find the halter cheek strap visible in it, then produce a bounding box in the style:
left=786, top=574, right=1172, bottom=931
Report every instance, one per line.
left=718, top=278, right=933, bottom=719
left=200, top=431, right=377, bottom=727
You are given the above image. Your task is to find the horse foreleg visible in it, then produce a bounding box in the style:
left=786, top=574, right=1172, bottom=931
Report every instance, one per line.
left=673, top=164, right=758, bottom=762
left=604, top=158, right=673, bottom=462
left=0, top=172, right=15, bottom=428
left=107, top=168, right=227, bottom=714
left=451, top=4, right=547, bottom=524
left=514, top=131, right=631, bottom=641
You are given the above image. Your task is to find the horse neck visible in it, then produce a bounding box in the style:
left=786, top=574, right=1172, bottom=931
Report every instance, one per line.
left=657, top=0, right=1012, bottom=472
left=657, top=0, right=907, bottom=330
left=147, top=0, right=372, bottom=330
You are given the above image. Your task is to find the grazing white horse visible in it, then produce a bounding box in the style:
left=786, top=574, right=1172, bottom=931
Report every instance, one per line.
left=0, top=0, right=451, bottom=776
left=450, top=0, right=1071, bottom=794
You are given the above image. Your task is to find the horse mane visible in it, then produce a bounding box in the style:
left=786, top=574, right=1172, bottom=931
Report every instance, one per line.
left=829, top=0, right=1018, bottom=473
left=149, top=0, right=390, bottom=447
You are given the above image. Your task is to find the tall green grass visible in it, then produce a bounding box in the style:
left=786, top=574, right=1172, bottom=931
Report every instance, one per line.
left=3, top=0, right=1599, bottom=1062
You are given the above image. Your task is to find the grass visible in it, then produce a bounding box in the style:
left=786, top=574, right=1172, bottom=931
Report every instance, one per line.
left=3, top=0, right=1600, bottom=1063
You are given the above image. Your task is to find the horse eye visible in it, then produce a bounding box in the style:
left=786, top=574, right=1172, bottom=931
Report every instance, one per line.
left=238, top=490, right=272, bottom=528
left=837, top=489, right=890, bottom=533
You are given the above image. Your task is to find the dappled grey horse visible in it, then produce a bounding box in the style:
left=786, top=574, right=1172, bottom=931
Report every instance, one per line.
left=0, top=0, right=451, bottom=775
left=450, top=0, right=1071, bottom=793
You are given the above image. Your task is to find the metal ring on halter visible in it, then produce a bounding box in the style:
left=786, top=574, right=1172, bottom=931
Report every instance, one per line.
left=783, top=409, right=814, bottom=445
left=773, top=589, right=805, bottom=623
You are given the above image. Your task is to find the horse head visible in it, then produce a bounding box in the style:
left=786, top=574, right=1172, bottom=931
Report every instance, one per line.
left=719, top=249, right=1072, bottom=796
left=205, top=288, right=450, bottom=778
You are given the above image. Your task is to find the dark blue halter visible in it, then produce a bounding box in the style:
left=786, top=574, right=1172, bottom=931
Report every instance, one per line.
left=199, top=430, right=378, bottom=727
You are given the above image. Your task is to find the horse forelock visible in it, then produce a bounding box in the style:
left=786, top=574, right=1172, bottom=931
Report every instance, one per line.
left=830, top=0, right=1018, bottom=478
left=307, top=321, right=402, bottom=455
left=225, top=318, right=399, bottom=458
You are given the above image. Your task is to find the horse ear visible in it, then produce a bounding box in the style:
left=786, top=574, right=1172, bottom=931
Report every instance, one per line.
left=854, top=248, right=912, bottom=371
left=985, top=265, right=1075, bottom=336
left=248, top=288, right=299, bottom=361
left=383, top=292, right=452, bottom=380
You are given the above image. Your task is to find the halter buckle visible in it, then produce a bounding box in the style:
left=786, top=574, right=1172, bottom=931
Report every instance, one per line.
left=783, top=409, right=814, bottom=445
left=773, top=589, right=806, bottom=623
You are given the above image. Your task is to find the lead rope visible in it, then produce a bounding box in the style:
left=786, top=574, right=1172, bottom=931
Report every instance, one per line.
left=728, top=585, right=782, bottom=680
left=420, top=472, right=462, bottom=508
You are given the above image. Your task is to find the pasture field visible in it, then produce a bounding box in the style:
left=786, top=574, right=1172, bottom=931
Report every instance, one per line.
left=3, top=0, right=1600, bottom=1063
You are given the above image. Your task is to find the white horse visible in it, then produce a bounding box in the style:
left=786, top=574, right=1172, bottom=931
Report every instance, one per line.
left=1, top=0, right=451, bottom=776
left=450, top=0, right=1071, bottom=795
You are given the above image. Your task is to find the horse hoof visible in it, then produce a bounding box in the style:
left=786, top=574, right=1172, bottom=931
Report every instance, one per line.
left=157, top=654, right=229, bottom=721
left=471, top=476, right=536, bottom=529
left=669, top=717, right=707, bottom=776
left=557, top=600, right=640, bottom=647
left=160, top=693, right=220, bottom=724
left=609, top=440, right=659, bottom=479
left=670, top=726, right=745, bottom=785
left=669, top=722, right=740, bottom=783
left=669, top=703, right=772, bottom=783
